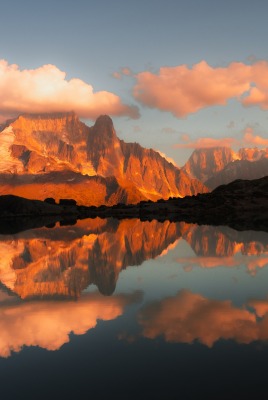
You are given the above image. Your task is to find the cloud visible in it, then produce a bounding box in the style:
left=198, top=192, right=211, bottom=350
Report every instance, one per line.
left=242, top=126, right=268, bottom=146
left=0, top=60, right=139, bottom=121
left=132, top=60, right=268, bottom=117
left=138, top=290, right=268, bottom=347
left=112, top=71, right=122, bottom=80
left=177, top=255, right=268, bottom=276
left=174, top=136, right=237, bottom=149
left=0, top=291, right=140, bottom=358
left=161, top=127, right=177, bottom=134
left=112, top=67, right=133, bottom=80
left=173, top=127, right=268, bottom=151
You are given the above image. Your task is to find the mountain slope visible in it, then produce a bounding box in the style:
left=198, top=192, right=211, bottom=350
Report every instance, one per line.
left=183, top=146, right=268, bottom=188
left=0, top=112, right=207, bottom=205
left=205, top=158, right=268, bottom=189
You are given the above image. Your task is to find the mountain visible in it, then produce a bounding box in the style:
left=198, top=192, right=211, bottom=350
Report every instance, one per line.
left=183, top=146, right=268, bottom=189
left=0, top=112, right=207, bottom=205
left=205, top=157, right=268, bottom=189
left=1, top=217, right=268, bottom=300
left=183, top=147, right=236, bottom=182
left=0, top=218, right=182, bottom=298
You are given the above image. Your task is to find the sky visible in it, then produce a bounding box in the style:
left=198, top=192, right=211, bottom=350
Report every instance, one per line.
left=1, top=0, right=268, bottom=165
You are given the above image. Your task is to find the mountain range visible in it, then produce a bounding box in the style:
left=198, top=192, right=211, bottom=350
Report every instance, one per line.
left=0, top=112, right=267, bottom=204
left=183, top=146, right=268, bottom=189
left=0, top=219, right=267, bottom=300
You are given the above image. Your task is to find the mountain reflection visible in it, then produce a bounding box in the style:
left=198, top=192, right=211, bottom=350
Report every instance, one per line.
left=0, top=218, right=180, bottom=298
left=178, top=224, right=268, bottom=275
left=1, top=219, right=268, bottom=357
left=0, top=219, right=268, bottom=300
left=138, top=290, right=268, bottom=347
left=0, top=290, right=141, bottom=358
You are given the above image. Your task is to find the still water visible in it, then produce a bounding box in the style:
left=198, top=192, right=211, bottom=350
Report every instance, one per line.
left=0, top=218, right=268, bottom=399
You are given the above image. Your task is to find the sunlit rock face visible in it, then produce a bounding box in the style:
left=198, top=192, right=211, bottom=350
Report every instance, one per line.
left=238, top=147, right=268, bottom=161
left=0, top=113, right=207, bottom=205
left=183, top=147, right=235, bottom=182
left=183, top=146, right=268, bottom=189
left=0, top=218, right=182, bottom=299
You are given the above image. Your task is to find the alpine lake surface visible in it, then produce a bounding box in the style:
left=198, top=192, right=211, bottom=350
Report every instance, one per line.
left=0, top=217, right=268, bottom=399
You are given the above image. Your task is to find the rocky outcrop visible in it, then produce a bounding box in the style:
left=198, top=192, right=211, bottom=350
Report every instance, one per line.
left=0, top=194, right=63, bottom=217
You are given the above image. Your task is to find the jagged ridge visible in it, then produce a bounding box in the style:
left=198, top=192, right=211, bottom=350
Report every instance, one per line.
left=0, top=112, right=207, bottom=205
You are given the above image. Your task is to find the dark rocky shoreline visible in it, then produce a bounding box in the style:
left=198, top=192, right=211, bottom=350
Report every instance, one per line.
left=0, top=176, right=267, bottom=234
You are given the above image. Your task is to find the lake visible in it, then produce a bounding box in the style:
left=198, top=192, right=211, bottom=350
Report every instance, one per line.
left=0, top=218, right=268, bottom=399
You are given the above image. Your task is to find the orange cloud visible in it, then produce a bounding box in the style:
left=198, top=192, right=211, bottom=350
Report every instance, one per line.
left=242, top=60, right=268, bottom=109
left=112, top=67, right=133, bottom=80
left=177, top=255, right=268, bottom=276
left=133, top=61, right=251, bottom=117
left=132, top=60, right=268, bottom=117
left=0, top=60, right=139, bottom=121
left=138, top=290, right=268, bottom=347
left=174, top=136, right=237, bottom=149
left=0, top=291, right=141, bottom=358
left=242, top=127, right=268, bottom=147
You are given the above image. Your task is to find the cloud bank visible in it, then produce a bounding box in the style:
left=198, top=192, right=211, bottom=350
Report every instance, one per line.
left=0, top=60, right=139, bottom=121
left=174, top=129, right=268, bottom=149
left=133, top=60, right=268, bottom=117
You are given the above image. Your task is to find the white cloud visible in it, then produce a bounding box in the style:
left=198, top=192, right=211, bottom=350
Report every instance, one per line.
left=0, top=60, right=139, bottom=121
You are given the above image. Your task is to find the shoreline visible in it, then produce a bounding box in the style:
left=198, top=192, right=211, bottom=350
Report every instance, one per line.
left=0, top=176, right=267, bottom=233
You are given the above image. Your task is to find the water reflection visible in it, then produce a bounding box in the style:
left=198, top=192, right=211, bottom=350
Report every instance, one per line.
left=0, top=218, right=268, bottom=358
left=0, top=290, right=141, bottom=357
left=0, top=218, right=180, bottom=298
left=138, top=289, right=268, bottom=347
left=178, top=224, right=268, bottom=275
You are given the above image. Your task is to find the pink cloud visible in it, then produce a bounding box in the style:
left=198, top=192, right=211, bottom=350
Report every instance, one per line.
left=242, top=61, right=268, bottom=109
left=121, top=67, right=132, bottom=76
left=112, top=67, right=133, bottom=80
left=138, top=290, right=268, bottom=347
left=173, top=127, right=268, bottom=151
left=132, top=60, right=268, bottom=117
left=174, top=136, right=237, bottom=149
left=242, top=127, right=268, bottom=146
left=112, top=71, right=122, bottom=80
left=0, top=291, right=139, bottom=357
left=0, top=60, right=139, bottom=121
left=133, top=61, right=251, bottom=117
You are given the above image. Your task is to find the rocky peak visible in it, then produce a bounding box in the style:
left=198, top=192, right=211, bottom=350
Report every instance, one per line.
left=91, top=115, right=116, bottom=140
left=238, top=147, right=268, bottom=161
left=11, top=111, right=88, bottom=144
left=87, top=115, right=123, bottom=175
left=183, top=147, right=236, bottom=182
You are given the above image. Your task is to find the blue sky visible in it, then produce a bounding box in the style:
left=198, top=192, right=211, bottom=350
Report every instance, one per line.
left=1, top=0, right=268, bottom=164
